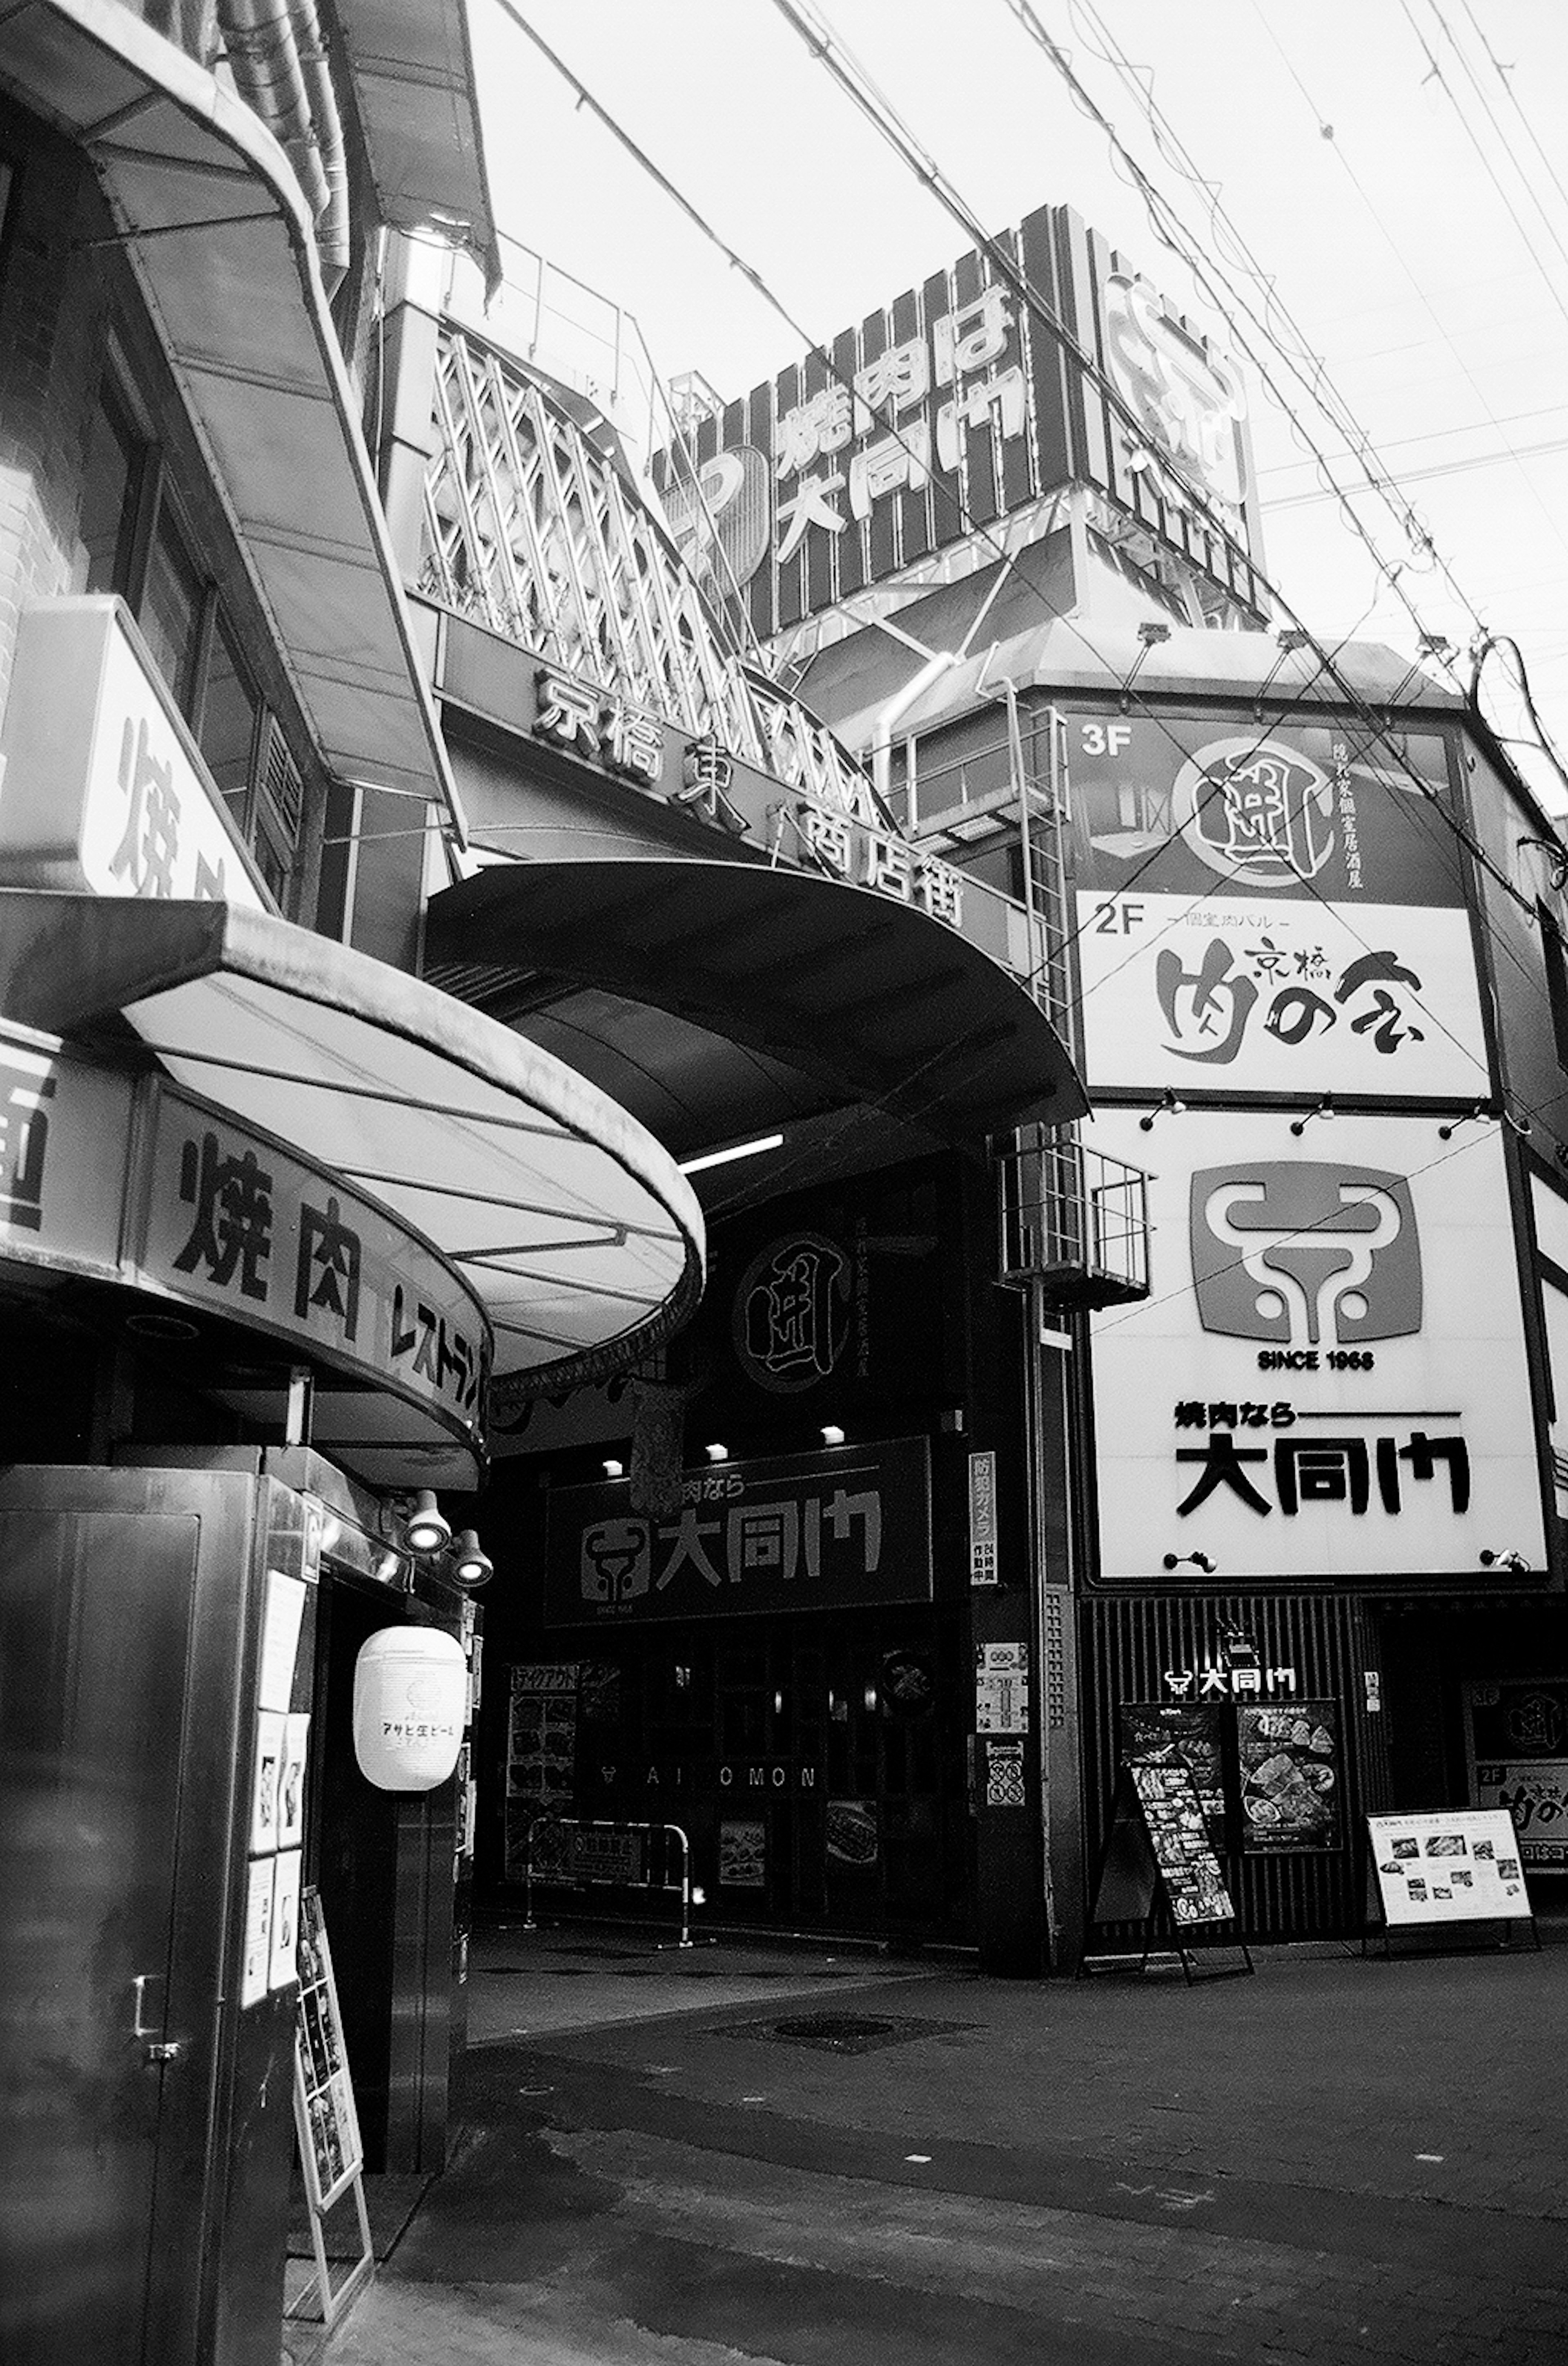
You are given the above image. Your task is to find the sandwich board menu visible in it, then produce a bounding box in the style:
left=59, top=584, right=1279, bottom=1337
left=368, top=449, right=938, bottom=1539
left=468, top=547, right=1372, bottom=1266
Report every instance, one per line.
left=288, top=1888, right=372, bottom=2328
left=1087, top=1761, right=1250, bottom=1976
left=1365, top=1809, right=1537, bottom=1938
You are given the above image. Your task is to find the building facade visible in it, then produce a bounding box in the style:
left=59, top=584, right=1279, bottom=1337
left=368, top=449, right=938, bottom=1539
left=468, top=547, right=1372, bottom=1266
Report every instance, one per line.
left=0, top=8, right=704, bottom=2360
left=396, top=185, right=1568, bottom=1967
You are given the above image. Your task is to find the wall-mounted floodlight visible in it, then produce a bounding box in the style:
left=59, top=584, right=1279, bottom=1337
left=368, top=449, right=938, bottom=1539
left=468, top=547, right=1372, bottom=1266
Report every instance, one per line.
left=821, top=1424, right=845, bottom=1445
left=705, top=1443, right=729, bottom=1462
left=1290, top=1097, right=1335, bottom=1138
left=603, top=1459, right=625, bottom=1478
left=1139, top=1089, right=1187, bottom=1133
left=1479, top=1548, right=1531, bottom=1573
left=1162, top=1551, right=1216, bottom=1574
left=402, top=1490, right=450, bottom=1554
left=448, top=1531, right=494, bottom=1588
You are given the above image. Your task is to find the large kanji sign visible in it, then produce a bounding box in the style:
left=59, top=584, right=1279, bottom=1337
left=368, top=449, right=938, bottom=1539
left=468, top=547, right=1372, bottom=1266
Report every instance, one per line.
left=542, top=1438, right=933, bottom=1625
left=1087, top=1109, right=1546, bottom=1582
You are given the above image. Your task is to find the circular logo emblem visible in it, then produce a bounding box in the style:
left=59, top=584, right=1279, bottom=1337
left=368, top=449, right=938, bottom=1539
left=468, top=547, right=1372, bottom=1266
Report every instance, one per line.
left=733, top=1231, right=853, bottom=1393
left=1172, top=735, right=1336, bottom=885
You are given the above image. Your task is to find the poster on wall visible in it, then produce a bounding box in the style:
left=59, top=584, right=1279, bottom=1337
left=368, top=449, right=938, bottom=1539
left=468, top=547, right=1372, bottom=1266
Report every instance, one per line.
left=503, top=1664, right=578, bottom=1882
left=1366, top=1809, right=1532, bottom=1927
left=1088, top=1111, right=1546, bottom=1581
left=1466, top=1680, right=1568, bottom=1866
left=826, top=1798, right=879, bottom=1872
left=1237, top=1702, right=1341, bottom=1852
left=719, top=1819, right=767, bottom=1889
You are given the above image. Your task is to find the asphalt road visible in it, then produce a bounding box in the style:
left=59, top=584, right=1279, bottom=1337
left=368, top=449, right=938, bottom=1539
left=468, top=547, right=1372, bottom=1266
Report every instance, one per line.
left=304, top=1920, right=1568, bottom=2365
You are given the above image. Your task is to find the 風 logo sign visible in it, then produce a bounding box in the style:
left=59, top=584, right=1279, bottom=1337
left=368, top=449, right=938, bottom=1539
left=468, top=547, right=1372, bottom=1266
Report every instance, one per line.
left=733, top=1231, right=853, bottom=1392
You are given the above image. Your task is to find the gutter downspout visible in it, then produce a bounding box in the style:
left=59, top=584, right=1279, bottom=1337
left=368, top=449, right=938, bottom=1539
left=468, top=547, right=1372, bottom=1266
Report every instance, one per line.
left=871, top=647, right=954, bottom=816
left=218, top=0, right=348, bottom=297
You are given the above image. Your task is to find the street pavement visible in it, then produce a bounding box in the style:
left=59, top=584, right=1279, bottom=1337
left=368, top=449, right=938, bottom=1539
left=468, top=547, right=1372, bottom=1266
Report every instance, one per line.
left=304, top=1914, right=1568, bottom=2364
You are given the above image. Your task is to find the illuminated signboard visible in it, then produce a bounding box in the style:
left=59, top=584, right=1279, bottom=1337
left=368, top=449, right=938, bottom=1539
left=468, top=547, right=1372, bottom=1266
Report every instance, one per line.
left=655, top=203, right=1264, bottom=644
left=0, top=597, right=271, bottom=908
left=541, top=1437, right=933, bottom=1626
left=1086, top=1109, right=1546, bottom=1582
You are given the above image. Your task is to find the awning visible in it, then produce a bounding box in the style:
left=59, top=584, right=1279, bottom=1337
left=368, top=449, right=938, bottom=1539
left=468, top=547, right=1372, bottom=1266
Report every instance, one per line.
left=0, top=0, right=465, bottom=825
left=425, top=857, right=1087, bottom=1146
left=334, top=0, right=502, bottom=292
left=0, top=890, right=705, bottom=1409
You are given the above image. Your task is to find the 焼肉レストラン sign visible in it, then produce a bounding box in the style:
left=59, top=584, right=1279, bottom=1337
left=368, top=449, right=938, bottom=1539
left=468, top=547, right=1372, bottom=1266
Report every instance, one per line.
left=0, top=1021, right=490, bottom=1453
left=1085, top=1107, right=1546, bottom=1582
left=542, top=1438, right=932, bottom=1626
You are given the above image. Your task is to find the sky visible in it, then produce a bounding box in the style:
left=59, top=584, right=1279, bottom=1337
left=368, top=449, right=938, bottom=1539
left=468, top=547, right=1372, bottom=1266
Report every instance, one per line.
left=471, top=0, right=1568, bottom=804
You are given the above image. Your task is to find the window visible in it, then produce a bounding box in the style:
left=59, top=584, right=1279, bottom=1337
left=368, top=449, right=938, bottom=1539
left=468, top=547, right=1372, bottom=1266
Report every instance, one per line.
left=140, top=499, right=207, bottom=716
left=78, top=384, right=144, bottom=595
left=76, top=373, right=310, bottom=912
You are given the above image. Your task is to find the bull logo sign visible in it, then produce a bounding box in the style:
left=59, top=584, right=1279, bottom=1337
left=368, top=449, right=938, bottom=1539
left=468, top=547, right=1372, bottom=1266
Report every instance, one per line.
left=1190, top=1163, right=1421, bottom=1350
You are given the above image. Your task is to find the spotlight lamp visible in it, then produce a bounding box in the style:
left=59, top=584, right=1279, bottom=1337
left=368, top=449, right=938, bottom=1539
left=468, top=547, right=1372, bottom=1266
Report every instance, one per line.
left=1479, top=1548, right=1531, bottom=1573
left=1438, top=1099, right=1497, bottom=1141
left=1139, top=1088, right=1187, bottom=1132
left=448, top=1531, right=494, bottom=1588
left=1162, top=1551, right=1216, bottom=1574
left=1290, top=1096, right=1335, bottom=1138
left=401, top=1489, right=451, bottom=1555
left=821, top=1424, right=845, bottom=1446
left=705, top=1443, right=729, bottom=1463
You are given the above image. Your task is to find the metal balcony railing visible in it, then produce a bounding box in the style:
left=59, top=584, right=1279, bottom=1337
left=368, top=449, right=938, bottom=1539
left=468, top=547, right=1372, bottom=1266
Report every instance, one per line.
left=996, top=1129, right=1151, bottom=1308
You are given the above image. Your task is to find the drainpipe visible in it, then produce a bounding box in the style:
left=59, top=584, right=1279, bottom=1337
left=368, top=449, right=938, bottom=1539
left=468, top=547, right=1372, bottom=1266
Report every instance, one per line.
left=218, top=0, right=349, bottom=298
left=870, top=647, right=953, bottom=815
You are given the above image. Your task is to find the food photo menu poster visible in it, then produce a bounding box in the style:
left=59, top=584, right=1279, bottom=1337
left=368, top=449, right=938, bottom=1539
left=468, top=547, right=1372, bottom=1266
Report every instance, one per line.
left=1238, top=1701, right=1342, bottom=1853
left=1367, top=1809, right=1532, bottom=1927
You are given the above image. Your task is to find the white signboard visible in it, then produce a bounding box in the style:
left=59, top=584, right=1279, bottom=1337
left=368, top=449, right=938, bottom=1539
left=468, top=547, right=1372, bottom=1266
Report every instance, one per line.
left=1088, top=1110, right=1546, bottom=1580
left=1075, top=892, right=1488, bottom=1098
left=975, top=1642, right=1029, bottom=1735
left=1366, top=1809, right=1531, bottom=1926
left=0, top=597, right=269, bottom=907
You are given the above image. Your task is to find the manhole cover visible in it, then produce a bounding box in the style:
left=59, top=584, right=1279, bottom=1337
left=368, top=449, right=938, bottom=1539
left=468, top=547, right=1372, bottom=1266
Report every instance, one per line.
left=742, top=2012, right=974, bottom=2056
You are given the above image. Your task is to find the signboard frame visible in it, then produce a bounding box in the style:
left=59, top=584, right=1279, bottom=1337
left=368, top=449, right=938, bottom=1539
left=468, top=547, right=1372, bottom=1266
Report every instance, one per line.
left=288, top=1888, right=372, bottom=2329
left=1363, top=1809, right=1539, bottom=1954
left=1085, top=1761, right=1252, bottom=1982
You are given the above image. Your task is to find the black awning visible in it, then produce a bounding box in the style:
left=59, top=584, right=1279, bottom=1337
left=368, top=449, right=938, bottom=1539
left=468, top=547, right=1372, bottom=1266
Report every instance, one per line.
left=426, top=856, right=1086, bottom=1147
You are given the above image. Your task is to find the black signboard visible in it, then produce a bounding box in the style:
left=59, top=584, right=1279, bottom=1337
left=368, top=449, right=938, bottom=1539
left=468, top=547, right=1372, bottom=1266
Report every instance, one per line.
left=1118, top=1700, right=1226, bottom=1831
left=1067, top=713, right=1461, bottom=906
left=1237, top=1700, right=1342, bottom=1854
left=542, top=1437, right=933, bottom=1626
left=1090, top=1761, right=1237, bottom=1931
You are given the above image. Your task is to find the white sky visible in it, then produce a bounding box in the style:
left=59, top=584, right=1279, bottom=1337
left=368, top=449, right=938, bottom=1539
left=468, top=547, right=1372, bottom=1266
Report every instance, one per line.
left=472, top=0, right=1568, bottom=795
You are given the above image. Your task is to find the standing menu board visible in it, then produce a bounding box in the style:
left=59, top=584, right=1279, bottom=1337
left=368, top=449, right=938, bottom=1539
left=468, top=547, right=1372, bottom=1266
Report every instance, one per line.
left=289, top=1888, right=372, bottom=2328
left=1367, top=1809, right=1534, bottom=1930
left=1089, top=1760, right=1242, bottom=1949
left=1119, top=1702, right=1226, bottom=1830
left=1131, top=1764, right=1238, bottom=1927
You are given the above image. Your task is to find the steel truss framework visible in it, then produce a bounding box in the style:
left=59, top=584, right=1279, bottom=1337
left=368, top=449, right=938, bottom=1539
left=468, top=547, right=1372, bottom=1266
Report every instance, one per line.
left=421, top=324, right=882, bottom=824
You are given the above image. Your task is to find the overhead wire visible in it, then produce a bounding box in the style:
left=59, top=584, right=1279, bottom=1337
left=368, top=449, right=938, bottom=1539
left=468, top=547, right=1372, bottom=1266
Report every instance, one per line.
left=483, top=0, right=1566, bottom=1223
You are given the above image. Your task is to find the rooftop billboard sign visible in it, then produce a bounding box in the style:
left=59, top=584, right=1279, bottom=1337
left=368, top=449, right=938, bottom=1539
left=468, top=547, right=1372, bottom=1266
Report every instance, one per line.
left=656, top=203, right=1265, bottom=647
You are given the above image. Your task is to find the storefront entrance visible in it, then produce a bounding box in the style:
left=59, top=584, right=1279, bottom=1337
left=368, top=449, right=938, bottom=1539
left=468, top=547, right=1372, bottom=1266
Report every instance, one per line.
left=497, top=1611, right=972, bottom=1943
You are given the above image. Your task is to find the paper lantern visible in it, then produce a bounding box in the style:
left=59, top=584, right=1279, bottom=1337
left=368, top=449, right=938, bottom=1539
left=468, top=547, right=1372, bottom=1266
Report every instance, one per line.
left=352, top=1626, right=466, bottom=1791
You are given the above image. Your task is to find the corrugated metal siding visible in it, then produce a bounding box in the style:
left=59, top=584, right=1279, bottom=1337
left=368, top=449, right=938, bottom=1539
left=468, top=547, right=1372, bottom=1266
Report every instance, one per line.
left=1082, top=1591, right=1393, bottom=1940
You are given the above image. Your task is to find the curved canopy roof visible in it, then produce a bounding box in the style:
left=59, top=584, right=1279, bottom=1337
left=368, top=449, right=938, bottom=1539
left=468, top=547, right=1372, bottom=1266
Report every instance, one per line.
left=0, top=891, right=705, bottom=1420
left=427, top=856, right=1087, bottom=1150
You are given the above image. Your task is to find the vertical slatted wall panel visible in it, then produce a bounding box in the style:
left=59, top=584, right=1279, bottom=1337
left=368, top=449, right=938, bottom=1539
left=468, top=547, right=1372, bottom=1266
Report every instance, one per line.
left=1082, top=1593, right=1390, bottom=1941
